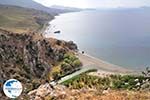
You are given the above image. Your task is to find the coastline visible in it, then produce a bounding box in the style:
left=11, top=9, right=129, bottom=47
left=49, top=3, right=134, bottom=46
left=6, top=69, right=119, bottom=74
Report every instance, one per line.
left=77, top=52, right=139, bottom=74
left=43, top=11, right=83, bottom=37
left=43, top=12, right=140, bottom=76
left=38, top=16, right=56, bottom=34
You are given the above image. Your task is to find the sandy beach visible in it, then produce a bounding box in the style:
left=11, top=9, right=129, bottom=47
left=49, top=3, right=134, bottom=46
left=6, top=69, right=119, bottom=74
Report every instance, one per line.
left=76, top=52, right=138, bottom=76
left=44, top=24, right=139, bottom=76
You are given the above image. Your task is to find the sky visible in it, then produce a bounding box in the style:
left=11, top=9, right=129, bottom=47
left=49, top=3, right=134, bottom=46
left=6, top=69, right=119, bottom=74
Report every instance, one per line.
left=34, top=0, right=150, bottom=9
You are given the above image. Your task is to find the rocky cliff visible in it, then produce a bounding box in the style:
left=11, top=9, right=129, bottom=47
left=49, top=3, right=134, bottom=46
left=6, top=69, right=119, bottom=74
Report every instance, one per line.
left=0, top=29, right=78, bottom=99
left=28, top=83, right=150, bottom=100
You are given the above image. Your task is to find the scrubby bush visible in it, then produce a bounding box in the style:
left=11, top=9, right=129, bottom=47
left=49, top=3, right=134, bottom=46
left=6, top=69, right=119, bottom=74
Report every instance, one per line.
left=52, top=71, right=61, bottom=81
left=142, top=67, right=150, bottom=77
left=61, top=62, right=72, bottom=72
left=64, top=53, right=77, bottom=61
left=61, top=53, right=82, bottom=75
left=62, top=73, right=148, bottom=91
left=32, top=79, right=41, bottom=89
left=50, top=53, right=82, bottom=80
left=72, top=59, right=82, bottom=68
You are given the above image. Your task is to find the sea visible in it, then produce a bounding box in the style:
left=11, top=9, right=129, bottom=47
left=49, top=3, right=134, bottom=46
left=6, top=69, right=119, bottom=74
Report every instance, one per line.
left=45, top=9, right=150, bottom=71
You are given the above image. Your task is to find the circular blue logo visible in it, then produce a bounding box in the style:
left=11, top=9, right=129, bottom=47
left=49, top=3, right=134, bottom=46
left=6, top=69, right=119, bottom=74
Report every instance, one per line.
left=3, top=79, right=23, bottom=98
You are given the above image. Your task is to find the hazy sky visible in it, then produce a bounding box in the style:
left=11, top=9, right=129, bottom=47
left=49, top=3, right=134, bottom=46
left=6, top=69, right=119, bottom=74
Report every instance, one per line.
left=34, top=0, right=150, bottom=8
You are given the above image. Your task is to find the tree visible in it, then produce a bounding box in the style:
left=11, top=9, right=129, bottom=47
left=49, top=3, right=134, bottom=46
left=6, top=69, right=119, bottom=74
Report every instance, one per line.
left=61, top=62, right=72, bottom=74
left=142, top=67, right=150, bottom=77
left=52, top=71, right=61, bottom=80
left=72, top=59, right=82, bottom=68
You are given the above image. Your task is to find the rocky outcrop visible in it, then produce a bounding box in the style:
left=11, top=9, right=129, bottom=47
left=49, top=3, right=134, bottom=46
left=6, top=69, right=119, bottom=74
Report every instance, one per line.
left=0, top=29, right=78, bottom=99
left=65, top=41, right=78, bottom=51
left=28, top=83, right=150, bottom=100
left=28, top=84, right=68, bottom=100
left=28, top=83, right=53, bottom=100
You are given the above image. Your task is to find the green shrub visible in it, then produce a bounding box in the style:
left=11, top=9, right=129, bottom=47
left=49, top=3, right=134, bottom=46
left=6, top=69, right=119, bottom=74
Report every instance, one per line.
left=63, top=53, right=77, bottom=62
left=62, top=73, right=147, bottom=90
left=64, top=53, right=70, bottom=59
left=52, top=71, right=61, bottom=80
left=60, top=53, right=82, bottom=76
left=61, top=62, right=72, bottom=73
left=72, top=59, right=82, bottom=67
left=64, top=58, right=72, bottom=64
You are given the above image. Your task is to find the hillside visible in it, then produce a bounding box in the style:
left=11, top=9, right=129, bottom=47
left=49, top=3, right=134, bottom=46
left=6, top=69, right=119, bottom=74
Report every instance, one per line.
left=0, top=29, right=80, bottom=99
left=28, top=84, right=150, bottom=100
left=0, top=5, right=52, bottom=33
left=0, top=0, right=77, bottom=14
left=50, top=5, right=82, bottom=12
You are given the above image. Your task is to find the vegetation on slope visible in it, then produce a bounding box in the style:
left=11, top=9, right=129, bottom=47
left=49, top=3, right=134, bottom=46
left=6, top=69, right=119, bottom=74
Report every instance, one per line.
left=62, top=70, right=150, bottom=91
left=0, top=5, right=53, bottom=33
left=0, top=0, right=72, bottom=14
left=50, top=53, right=82, bottom=81
left=0, top=29, right=81, bottom=99
left=53, top=89, right=150, bottom=100
left=28, top=73, right=150, bottom=100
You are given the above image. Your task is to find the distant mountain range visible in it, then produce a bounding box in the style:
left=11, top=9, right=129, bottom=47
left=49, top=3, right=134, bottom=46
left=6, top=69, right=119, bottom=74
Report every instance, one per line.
left=50, top=5, right=82, bottom=12
left=94, top=6, right=150, bottom=11
left=0, top=0, right=82, bottom=15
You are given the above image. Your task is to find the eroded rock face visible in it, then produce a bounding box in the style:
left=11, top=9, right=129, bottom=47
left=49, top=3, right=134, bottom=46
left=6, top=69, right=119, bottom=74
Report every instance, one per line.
left=0, top=29, right=78, bottom=99
left=0, top=32, right=50, bottom=80
left=28, top=83, right=53, bottom=100
left=66, top=41, right=78, bottom=51
left=28, top=83, right=150, bottom=100
left=28, top=84, right=68, bottom=100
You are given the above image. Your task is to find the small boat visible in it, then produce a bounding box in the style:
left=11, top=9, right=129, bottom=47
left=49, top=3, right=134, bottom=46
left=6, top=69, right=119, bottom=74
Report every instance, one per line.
left=54, top=30, right=61, bottom=34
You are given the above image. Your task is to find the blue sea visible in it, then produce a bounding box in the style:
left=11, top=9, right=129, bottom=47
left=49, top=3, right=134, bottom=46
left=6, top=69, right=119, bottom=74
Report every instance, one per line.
left=45, top=9, right=150, bottom=70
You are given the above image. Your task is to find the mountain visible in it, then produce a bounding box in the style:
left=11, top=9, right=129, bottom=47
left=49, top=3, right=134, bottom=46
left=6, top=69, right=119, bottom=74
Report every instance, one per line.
left=0, top=4, right=53, bottom=33
left=50, top=5, right=82, bottom=12
left=95, top=6, right=150, bottom=12
left=0, top=0, right=68, bottom=14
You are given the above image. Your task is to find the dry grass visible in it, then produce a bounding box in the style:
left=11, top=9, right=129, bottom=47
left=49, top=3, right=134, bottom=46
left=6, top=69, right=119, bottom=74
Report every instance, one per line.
left=0, top=5, right=52, bottom=33
left=56, top=89, right=150, bottom=100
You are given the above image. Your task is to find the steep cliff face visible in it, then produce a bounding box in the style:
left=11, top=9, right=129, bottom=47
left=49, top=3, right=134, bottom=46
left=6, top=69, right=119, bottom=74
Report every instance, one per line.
left=0, top=29, right=78, bottom=98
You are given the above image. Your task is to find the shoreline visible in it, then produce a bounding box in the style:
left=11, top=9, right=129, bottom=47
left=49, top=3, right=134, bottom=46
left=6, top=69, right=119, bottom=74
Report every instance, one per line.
left=39, top=16, right=56, bottom=34
left=44, top=25, right=140, bottom=75
left=43, top=11, right=83, bottom=37
left=43, top=12, right=140, bottom=76
left=77, top=52, right=140, bottom=75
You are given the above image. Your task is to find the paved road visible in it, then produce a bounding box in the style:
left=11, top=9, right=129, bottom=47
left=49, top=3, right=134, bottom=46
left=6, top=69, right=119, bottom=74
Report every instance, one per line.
left=57, top=66, right=95, bottom=84
left=52, top=65, right=137, bottom=85
left=52, top=53, right=138, bottom=85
